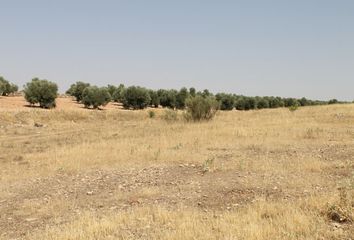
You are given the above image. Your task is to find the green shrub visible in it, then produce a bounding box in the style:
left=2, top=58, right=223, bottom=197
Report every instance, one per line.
left=185, top=96, right=219, bottom=121
left=122, top=86, right=151, bottom=109
left=66, top=81, right=90, bottom=102
left=82, top=86, right=111, bottom=109
left=289, top=102, right=300, bottom=112
left=24, top=78, right=58, bottom=108
left=148, top=110, right=156, bottom=118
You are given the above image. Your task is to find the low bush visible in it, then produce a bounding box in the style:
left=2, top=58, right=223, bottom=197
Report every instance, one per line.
left=289, top=102, right=300, bottom=112
left=148, top=110, right=156, bottom=118
left=185, top=96, right=219, bottom=121
left=163, top=109, right=178, bottom=122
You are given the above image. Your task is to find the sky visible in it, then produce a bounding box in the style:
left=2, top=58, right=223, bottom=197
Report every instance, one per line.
left=0, top=0, right=353, bottom=100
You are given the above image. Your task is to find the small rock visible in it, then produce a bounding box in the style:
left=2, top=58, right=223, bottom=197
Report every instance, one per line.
left=86, top=191, right=93, bottom=195
left=34, top=123, right=44, bottom=128
left=25, top=218, right=38, bottom=222
left=332, top=222, right=342, bottom=228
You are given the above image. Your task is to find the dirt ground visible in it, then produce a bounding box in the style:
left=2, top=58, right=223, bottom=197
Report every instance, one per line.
left=0, top=96, right=120, bottom=111
left=0, top=96, right=353, bottom=239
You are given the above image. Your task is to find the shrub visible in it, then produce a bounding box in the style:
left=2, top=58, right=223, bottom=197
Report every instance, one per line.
left=0, top=76, right=18, bottom=96
left=82, top=86, right=111, bottom=109
left=122, top=86, right=151, bottom=109
left=163, top=109, right=178, bottom=122
left=185, top=96, right=220, bottom=121
left=289, top=101, right=300, bottom=112
left=66, top=81, right=90, bottom=102
left=148, top=110, right=156, bottom=118
left=23, top=78, right=58, bottom=108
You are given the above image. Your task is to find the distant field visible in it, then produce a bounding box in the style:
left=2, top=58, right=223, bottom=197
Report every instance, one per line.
left=0, top=97, right=353, bottom=239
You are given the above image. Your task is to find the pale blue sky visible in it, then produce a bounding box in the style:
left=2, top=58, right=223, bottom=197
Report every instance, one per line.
left=0, top=0, right=353, bottom=100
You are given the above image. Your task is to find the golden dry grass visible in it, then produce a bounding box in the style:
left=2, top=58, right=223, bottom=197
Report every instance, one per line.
left=0, top=97, right=353, bottom=239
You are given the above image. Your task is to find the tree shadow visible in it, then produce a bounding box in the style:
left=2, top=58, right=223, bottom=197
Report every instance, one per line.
left=79, top=106, right=107, bottom=111
left=23, top=104, right=43, bottom=109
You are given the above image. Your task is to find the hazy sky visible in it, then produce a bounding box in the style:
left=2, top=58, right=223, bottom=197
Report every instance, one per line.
left=1, top=0, right=353, bottom=100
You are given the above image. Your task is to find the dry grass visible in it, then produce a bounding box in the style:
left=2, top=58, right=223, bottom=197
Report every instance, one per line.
left=0, top=97, right=353, bottom=239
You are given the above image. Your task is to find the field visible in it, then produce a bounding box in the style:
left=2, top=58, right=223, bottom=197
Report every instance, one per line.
left=0, top=96, right=353, bottom=240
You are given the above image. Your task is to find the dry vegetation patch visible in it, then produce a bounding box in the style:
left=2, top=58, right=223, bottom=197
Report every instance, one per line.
left=0, top=98, right=353, bottom=239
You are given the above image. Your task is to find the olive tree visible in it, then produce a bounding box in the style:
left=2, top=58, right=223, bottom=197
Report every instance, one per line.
left=148, top=89, right=160, bottom=108
left=66, top=81, right=90, bottom=102
left=112, top=84, right=125, bottom=103
left=122, top=86, right=151, bottom=109
left=158, top=89, right=177, bottom=109
left=23, top=78, right=58, bottom=108
left=215, top=93, right=234, bottom=110
left=81, top=86, right=111, bottom=109
left=0, top=76, right=18, bottom=96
